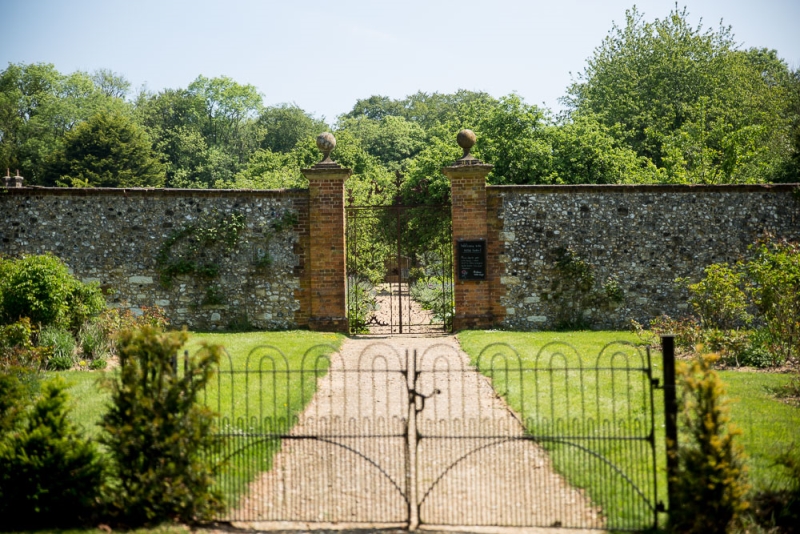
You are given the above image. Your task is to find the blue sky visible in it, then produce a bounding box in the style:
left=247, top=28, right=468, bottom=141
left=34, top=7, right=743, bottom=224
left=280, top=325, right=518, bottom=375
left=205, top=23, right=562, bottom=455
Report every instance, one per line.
left=2, top=0, right=799, bottom=122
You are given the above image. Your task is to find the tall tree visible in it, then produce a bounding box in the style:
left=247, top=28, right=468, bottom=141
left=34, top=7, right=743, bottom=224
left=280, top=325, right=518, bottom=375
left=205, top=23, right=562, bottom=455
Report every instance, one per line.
left=338, top=114, right=425, bottom=171
left=91, top=69, right=131, bottom=99
left=48, top=110, right=165, bottom=187
left=186, top=75, right=263, bottom=162
left=565, top=6, right=797, bottom=183
left=0, top=63, right=128, bottom=184
left=257, top=104, right=327, bottom=153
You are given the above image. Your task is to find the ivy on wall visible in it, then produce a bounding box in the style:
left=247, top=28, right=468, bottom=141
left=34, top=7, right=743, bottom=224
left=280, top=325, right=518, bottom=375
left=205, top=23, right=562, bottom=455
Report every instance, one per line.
left=155, top=209, right=299, bottom=310
left=254, top=211, right=298, bottom=270
left=156, top=211, right=247, bottom=287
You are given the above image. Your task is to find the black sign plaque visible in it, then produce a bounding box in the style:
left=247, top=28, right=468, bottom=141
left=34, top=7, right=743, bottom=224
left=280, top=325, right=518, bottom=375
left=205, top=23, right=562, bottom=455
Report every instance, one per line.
left=457, top=240, right=486, bottom=280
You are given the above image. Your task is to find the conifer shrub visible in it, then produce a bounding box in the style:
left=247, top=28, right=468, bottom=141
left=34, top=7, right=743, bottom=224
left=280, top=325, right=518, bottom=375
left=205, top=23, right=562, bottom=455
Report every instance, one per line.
left=669, top=351, right=750, bottom=533
left=0, top=376, right=106, bottom=530
left=100, top=326, right=224, bottom=525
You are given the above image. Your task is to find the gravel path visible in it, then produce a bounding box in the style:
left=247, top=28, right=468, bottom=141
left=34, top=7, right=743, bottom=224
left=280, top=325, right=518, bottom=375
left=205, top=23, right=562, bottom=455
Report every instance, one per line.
left=361, top=283, right=447, bottom=335
left=230, top=336, right=604, bottom=532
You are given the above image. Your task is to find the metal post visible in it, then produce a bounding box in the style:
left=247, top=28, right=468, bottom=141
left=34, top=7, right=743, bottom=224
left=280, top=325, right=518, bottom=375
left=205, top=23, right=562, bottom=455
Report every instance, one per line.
left=396, top=206, right=403, bottom=333
left=661, top=334, right=678, bottom=512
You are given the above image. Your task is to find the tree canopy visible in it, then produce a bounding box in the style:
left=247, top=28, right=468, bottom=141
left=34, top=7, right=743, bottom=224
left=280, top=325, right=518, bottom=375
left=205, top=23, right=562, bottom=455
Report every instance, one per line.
left=565, top=6, right=799, bottom=183
left=1, top=5, right=798, bottom=190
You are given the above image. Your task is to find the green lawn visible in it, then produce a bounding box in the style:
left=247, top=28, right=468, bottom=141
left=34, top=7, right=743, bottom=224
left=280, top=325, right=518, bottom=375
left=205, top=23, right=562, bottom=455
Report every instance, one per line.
left=50, top=329, right=797, bottom=529
left=721, top=371, right=800, bottom=493
left=457, top=330, right=800, bottom=532
left=182, top=330, right=344, bottom=513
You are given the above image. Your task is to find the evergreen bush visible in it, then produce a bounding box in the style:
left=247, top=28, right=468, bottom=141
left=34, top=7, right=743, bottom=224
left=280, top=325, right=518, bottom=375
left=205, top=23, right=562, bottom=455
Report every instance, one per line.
left=0, top=377, right=105, bottom=529
left=100, top=326, right=224, bottom=525
left=669, top=351, right=750, bottom=533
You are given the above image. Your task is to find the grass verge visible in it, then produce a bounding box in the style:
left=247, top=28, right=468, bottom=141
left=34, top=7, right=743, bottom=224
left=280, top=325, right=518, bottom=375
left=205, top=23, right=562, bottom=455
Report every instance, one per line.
left=720, top=371, right=800, bottom=494
left=183, top=330, right=344, bottom=514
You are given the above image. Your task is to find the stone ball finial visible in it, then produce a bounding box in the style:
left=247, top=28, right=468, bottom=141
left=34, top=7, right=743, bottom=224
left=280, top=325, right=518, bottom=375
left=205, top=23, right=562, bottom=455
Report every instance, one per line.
left=457, top=129, right=477, bottom=159
left=316, top=132, right=336, bottom=163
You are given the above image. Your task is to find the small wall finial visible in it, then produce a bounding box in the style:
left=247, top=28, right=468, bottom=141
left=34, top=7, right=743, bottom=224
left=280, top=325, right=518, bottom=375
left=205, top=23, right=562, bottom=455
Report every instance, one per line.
left=3, top=168, right=24, bottom=188
left=457, top=129, right=477, bottom=157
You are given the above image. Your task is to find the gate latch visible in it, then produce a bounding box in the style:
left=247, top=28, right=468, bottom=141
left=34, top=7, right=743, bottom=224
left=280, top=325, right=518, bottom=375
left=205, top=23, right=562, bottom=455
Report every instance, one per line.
left=409, top=388, right=440, bottom=412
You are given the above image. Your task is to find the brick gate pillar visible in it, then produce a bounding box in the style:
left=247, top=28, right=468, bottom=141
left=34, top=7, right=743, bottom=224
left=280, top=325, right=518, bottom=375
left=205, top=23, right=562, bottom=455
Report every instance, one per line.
left=441, top=130, right=494, bottom=330
left=301, top=133, right=351, bottom=332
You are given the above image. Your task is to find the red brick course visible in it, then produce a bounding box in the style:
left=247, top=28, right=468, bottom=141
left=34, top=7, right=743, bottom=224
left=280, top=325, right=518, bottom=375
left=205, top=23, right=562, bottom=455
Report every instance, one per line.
left=442, top=164, right=495, bottom=330
left=302, top=166, right=352, bottom=332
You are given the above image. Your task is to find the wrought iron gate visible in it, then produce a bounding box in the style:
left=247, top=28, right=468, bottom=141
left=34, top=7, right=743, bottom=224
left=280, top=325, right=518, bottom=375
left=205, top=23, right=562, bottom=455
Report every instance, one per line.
left=207, top=341, right=660, bottom=531
left=346, top=202, right=453, bottom=335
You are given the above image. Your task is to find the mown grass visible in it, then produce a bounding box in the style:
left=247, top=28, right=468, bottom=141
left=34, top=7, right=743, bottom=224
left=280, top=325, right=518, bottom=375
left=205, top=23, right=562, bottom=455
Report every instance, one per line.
left=720, top=371, right=800, bottom=494
left=54, top=330, right=344, bottom=517
left=458, top=330, right=660, bottom=531
left=458, top=330, right=800, bottom=532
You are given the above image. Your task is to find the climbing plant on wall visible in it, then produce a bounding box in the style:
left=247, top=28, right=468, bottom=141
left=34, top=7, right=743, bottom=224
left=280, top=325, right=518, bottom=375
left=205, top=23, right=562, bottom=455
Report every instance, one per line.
left=156, top=210, right=246, bottom=287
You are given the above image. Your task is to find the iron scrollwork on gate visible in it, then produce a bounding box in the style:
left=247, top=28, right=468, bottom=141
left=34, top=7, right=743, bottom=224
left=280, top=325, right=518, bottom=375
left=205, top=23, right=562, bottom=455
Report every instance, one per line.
left=205, top=341, right=659, bottom=531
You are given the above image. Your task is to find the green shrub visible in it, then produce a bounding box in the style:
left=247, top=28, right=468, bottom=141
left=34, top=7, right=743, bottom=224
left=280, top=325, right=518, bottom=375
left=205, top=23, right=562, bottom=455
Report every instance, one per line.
left=633, top=315, right=704, bottom=352
left=88, top=357, right=107, bottom=370
left=679, top=263, right=752, bottom=330
left=0, top=318, right=47, bottom=371
left=673, top=238, right=800, bottom=370
left=0, top=370, right=31, bottom=434
left=737, top=329, right=785, bottom=368
left=39, top=325, right=77, bottom=370
left=0, top=254, right=104, bottom=330
left=0, top=317, right=34, bottom=352
left=0, top=376, right=106, bottom=529
left=670, top=352, right=750, bottom=533
left=94, top=306, right=169, bottom=340
left=409, top=251, right=454, bottom=328
left=546, top=246, right=623, bottom=329
left=99, top=326, right=224, bottom=525
left=347, top=276, right=378, bottom=334
left=746, top=239, right=800, bottom=365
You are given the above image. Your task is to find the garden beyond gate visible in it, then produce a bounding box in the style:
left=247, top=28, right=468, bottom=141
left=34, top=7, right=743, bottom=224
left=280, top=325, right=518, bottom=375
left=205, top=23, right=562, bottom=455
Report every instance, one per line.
left=345, top=198, right=453, bottom=335
left=204, top=341, right=661, bottom=531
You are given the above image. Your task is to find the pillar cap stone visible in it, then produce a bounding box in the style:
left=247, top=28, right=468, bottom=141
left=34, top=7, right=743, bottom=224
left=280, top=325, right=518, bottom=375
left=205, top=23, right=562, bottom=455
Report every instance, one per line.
left=442, top=130, right=492, bottom=175
left=2, top=168, right=24, bottom=188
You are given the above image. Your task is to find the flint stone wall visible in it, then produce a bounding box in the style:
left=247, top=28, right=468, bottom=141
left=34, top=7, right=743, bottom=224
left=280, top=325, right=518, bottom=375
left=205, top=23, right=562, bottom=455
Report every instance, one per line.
left=0, top=188, right=310, bottom=331
left=490, top=184, right=800, bottom=330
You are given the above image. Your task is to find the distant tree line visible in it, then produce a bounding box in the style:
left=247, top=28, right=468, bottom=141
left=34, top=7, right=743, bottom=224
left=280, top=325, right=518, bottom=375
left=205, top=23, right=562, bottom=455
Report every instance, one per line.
left=1, top=6, right=798, bottom=198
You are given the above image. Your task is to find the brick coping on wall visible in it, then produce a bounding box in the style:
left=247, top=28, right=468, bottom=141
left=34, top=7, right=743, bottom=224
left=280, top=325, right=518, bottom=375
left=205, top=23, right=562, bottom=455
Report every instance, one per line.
left=1, top=187, right=308, bottom=198
left=487, top=183, right=800, bottom=193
